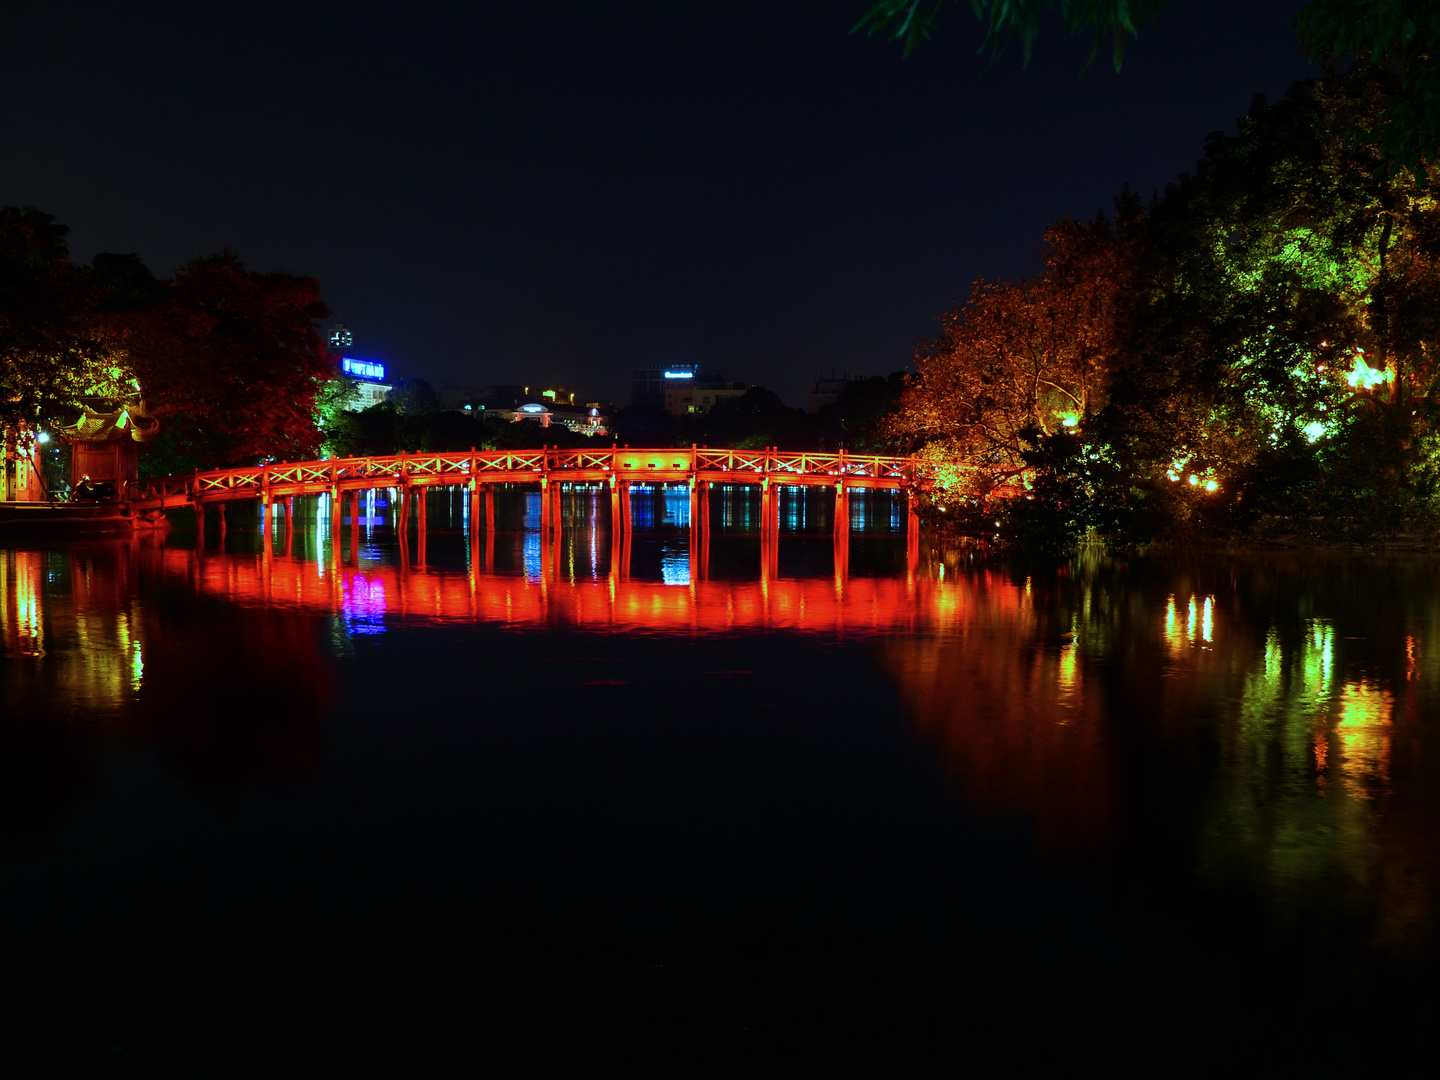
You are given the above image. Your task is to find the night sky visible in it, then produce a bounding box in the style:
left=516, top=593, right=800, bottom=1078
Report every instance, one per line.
left=2, top=1, right=1313, bottom=406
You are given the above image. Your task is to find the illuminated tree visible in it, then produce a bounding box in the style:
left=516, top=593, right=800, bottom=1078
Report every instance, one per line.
left=890, top=207, right=1139, bottom=486
left=1098, top=68, right=1440, bottom=539
left=0, top=208, right=135, bottom=430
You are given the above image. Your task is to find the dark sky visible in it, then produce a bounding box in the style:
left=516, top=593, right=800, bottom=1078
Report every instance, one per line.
left=2, top=1, right=1314, bottom=406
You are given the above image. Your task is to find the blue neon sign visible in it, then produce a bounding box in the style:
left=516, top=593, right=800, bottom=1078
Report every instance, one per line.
left=663, top=370, right=694, bottom=379
left=342, top=357, right=386, bottom=381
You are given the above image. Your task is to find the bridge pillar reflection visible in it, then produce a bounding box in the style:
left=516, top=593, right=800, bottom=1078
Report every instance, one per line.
left=610, top=479, right=631, bottom=581
left=348, top=492, right=360, bottom=565
left=282, top=497, right=294, bottom=557
left=906, top=488, right=921, bottom=577
left=760, top=480, right=779, bottom=580
left=689, top=480, right=709, bottom=582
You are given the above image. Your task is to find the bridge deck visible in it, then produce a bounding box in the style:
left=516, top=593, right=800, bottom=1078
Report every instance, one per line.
left=126, top=447, right=964, bottom=511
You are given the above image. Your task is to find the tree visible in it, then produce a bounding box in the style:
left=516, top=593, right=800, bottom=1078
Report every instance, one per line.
left=0, top=207, right=133, bottom=430
left=384, top=378, right=440, bottom=416
left=889, top=206, right=1140, bottom=492
left=117, top=253, right=333, bottom=469
left=1097, top=69, right=1440, bottom=540
left=814, top=373, right=907, bottom=450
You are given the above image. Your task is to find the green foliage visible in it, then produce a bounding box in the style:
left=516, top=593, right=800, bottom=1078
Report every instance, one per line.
left=899, top=68, right=1440, bottom=549
left=1096, top=69, right=1440, bottom=543
left=1295, top=0, right=1440, bottom=177
left=0, top=207, right=135, bottom=429
left=314, top=375, right=360, bottom=457
left=852, top=0, right=1168, bottom=69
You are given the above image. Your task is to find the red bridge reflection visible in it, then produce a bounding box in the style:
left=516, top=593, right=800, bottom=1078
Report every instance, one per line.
left=160, top=547, right=952, bottom=635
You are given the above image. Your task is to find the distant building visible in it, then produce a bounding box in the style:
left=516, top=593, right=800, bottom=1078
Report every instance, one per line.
left=631, top=362, right=726, bottom=408
left=487, top=399, right=611, bottom=436
left=663, top=381, right=749, bottom=418
left=340, top=356, right=392, bottom=410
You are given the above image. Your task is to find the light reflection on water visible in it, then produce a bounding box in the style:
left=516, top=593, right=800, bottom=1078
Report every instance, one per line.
left=5, top=528, right=1440, bottom=1044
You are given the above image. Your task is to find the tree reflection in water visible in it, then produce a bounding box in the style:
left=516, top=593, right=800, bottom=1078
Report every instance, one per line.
left=887, top=550, right=1440, bottom=977
left=5, top=534, right=1440, bottom=1067
left=0, top=541, right=331, bottom=834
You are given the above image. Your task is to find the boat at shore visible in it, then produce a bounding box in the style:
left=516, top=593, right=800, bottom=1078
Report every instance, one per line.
left=0, top=500, right=166, bottom=535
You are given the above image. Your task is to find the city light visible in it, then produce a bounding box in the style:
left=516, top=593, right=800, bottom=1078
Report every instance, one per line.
left=342, top=357, right=386, bottom=381
left=663, top=371, right=694, bottom=379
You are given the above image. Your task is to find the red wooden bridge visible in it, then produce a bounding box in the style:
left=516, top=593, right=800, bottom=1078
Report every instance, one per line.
left=125, top=447, right=953, bottom=568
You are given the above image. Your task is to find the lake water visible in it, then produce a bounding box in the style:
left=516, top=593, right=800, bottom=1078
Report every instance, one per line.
left=3, top=488, right=1438, bottom=1073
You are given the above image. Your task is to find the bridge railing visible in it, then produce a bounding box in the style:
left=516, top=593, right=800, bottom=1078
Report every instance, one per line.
left=126, top=446, right=983, bottom=508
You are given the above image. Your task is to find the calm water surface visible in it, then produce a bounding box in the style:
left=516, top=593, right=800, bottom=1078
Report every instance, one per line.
left=3, top=489, right=1438, bottom=1072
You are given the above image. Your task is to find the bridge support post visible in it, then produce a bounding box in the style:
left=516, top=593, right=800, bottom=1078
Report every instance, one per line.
left=468, top=480, right=480, bottom=537
left=326, top=486, right=339, bottom=564
left=539, top=477, right=552, bottom=538
left=688, top=479, right=701, bottom=584
left=760, top=479, right=779, bottom=580
left=260, top=494, right=271, bottom=538
left=283, top=496, right=294, bottom=557
left=397, top=483, right=410, bottom=536
left=485, top=484, right=495, bottom=534
left=217, top=502, right=226, bottom=547
left=416, top=486, right=428, bottom=534
left=833, top=481, right=849, bottom=584
left=699, top=482, right=711, bottom=580
left=194, top=501, right=206, bottom=549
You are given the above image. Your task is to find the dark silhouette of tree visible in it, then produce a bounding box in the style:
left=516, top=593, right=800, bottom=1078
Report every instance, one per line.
left=814, top=374, right=907, bottom=450
left=692, top=387, right=815, bottom=449
left=611, top=403, right=682, bottom=447
left=385, top=378, right=440, bottom=415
